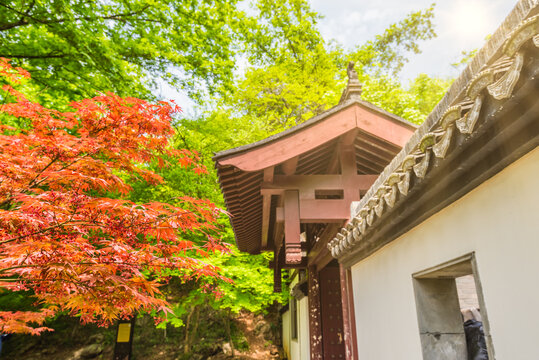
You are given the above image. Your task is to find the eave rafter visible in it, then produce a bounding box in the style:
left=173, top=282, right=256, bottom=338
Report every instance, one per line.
left=260, top=167, right=274, bottom=249
left=263, top=140, right=380, bottom=267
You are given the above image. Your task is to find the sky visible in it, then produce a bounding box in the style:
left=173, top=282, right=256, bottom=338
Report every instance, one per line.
left=309, top=0, right=516, bottom=82
left=160, top=0, right=517, bottom=111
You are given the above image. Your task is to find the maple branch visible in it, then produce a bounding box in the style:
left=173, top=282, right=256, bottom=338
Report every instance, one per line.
left=0, top=264, right=38, bottom=274
left=0, top=247, right=215, bottom=275
left=0, top=208, right=211, bottom=245
left=0, top=54, right=66, bottom=59
left=0, top=219, right=73, bottom=245
left=58, top=154, right=91, bottom=171
left=27, top=154, right=59, bottom=189
left=0, top=276, right=104, bottom=299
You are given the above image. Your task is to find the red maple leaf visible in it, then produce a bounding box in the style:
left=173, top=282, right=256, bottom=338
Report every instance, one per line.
left=0, top=59, right=229, bottom=333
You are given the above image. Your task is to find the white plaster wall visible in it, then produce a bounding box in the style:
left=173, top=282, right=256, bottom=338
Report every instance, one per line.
left=351, top=147, right=539, bottom=360
left=285, top=277, right=310, bottom=360
left=298, top=296, right=310, bottom=360
left=290, top=310, right=301, bottom=360
left=282, top=310, right=291, bottom=359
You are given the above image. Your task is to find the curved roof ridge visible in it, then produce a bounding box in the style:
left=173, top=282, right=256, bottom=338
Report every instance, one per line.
left=213, top=99, right=417, bottom=163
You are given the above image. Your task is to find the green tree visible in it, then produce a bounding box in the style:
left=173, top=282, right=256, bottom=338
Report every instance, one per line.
left=0, top=0, right=242, bottom=104
left=124, top=111, right=287, bottom=355
left=350, top=3, right=436, bottom=76
left=217, top=0, right=446, bottom=132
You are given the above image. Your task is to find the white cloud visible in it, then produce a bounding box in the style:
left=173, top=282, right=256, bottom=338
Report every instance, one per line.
left=309, top=0, right=516, bottom=81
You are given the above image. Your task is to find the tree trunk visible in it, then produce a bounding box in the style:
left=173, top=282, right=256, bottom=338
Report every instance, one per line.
left=184, top=306, right=195, bottom=354
left=191, top=306, right=200, bottom=345
left=224, top=309, right=235, bottom=357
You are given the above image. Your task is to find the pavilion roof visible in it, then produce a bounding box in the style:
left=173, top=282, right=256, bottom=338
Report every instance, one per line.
left=214, top=94, right=417, bottom=253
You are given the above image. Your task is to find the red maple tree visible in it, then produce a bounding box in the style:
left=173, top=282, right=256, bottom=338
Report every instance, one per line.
left=0, top=59, right=229, bottom=334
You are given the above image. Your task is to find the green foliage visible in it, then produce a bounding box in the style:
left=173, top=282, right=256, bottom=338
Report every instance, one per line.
left=358, top=72, right=452, bottom=124
left=240, top=0, right=325, bottom=65
left=407, top=74, right=453, bottom=116
left=0, top=290, right=37, bottom=312
left=351, top=4, right=436, bottom=75
left=0, top=0, right=455, bottom=341
left=0, top=0, right=243, bottom=104
left=229, top=45, right=344, bottom=130
left=452, top=48, right=479, bottom=70
left=213, top=0, right=446, bottom=131
left=208, top=246, right=287, bottom=314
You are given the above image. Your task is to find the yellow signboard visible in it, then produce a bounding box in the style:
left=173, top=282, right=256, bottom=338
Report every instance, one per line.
left=117, top=323, right=131, bottom=343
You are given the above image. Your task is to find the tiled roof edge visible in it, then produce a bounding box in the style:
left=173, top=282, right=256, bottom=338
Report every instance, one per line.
left=328, top=0, right=539, bottom=260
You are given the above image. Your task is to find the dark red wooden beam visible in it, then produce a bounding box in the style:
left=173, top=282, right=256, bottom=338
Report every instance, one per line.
left=261, top=174, right=377, bottom=197
left=261, top=167, right=274, bottom=249
left=308, top=265, right=323, bottom=360
left=340, top=264, right=354, bottom=360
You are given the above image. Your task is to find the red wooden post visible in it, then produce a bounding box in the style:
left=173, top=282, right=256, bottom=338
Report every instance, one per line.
left=273, top=247, right=282, bottom=293
left=339, top=264, right=355, bottom=360
left=340, top=143, right=359, bottom=204
left=308, top=265, right=323, bottom=360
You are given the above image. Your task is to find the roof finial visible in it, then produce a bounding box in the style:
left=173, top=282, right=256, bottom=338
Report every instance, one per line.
left=340, top=61, right=363, bottom=104
left=347, top=61, right=359, bottom=82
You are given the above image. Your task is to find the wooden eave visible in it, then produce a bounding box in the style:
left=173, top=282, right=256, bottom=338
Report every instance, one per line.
left=214, top=100, right=416, bottom=172
left=214, top=100, right=417, bottom=255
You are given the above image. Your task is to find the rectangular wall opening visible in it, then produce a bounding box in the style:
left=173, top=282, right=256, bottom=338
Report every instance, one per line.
left=412, top=253, right=494, bottom=360
left=315, top=189, right=344, bottom=199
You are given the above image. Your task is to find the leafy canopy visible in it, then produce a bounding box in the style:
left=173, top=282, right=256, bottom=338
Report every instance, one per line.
left=0, top=59, right=229, bottom=334
left=205, top=0, right=449, bottom=138
left=0, top=0, right=243, bottom=104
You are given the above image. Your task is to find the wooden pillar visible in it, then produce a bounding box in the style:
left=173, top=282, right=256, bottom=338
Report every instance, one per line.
left=273, top=251, right=282, bottom=293
left=284, top=190, right=302, bottom=264
left=308, top=265, right=323, bottom=360
left=339, top=139, right=359, bottom=359
left=340, top=143, right=360, bottom=204
left=261, top=167, right=274, bottom=249
left=339, top=264, right=357, bottom=360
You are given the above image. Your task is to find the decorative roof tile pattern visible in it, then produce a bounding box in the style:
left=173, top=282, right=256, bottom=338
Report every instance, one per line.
left=328, top=1, right=539, bottom=260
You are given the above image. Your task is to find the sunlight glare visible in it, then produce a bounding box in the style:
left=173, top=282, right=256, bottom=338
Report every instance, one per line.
left=451, top=0, right=493, bottom=41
